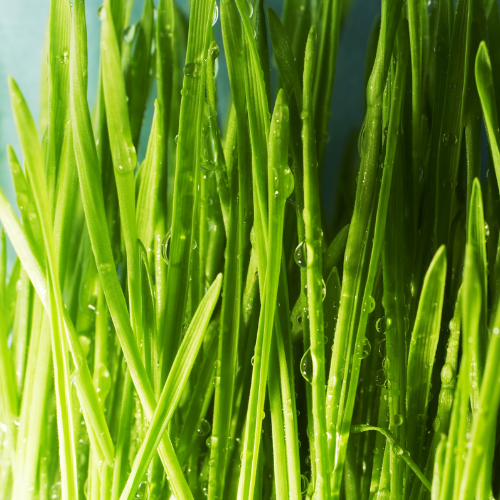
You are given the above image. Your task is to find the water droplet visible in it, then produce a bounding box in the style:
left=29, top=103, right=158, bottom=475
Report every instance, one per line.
left=251, top=355, right=255, bottom=366
left=300, top=110, right=309, bottom=120
left=369, top=296, right=376, bottom=312
left=322, top=279, right=326, bottom=301
left=394, top=414, right=403, bottom=426
left=183, top=62, right=198, bottom=77
left=161, top=230, right=171, bottom=264
left=440, top=363, right=455, bottom=385
left=200, top=160, right=218, bottom=171
left=376, top=317, right=386, bottom=333
left=439, top=388, right=454, bottom=412
left=135, top=481, right=149, bottom=499
left=375, top=369, right=385, bottom=387
left=393, top=444, right=404, bottom=456
left=181, top=87, right=189, bottom=96
left=206, top=436, right=212, bottom=448
left=197, top=419, right=211, bottom=436
left=442, top=133, right=457, bottom=146
left=97, top=5, right=106, bottom=19
left=300, top=475, right=309, bottom=494
left=182, top=323, right=189, bottom=333
left=357, top=338, right=371, bottom=359
left=123, top=24, right=136, bottom=43
left=245, top=0, right=254, bottom=17
left=358, top=119, right=366, bottom=157
left=433, top=416, right=441, bottom=432
left=59, top=51, right=69, bottom=64
left=378, top=339, right=386, bottom=358
left=212, top=3, right=219, bottom=25
left=485, top=222, right=490, bottom=242
left=294, top=241, right=307, bottom=269
left=210, top=43, right=220, bottom=60
left=300, top=348, right=312, bottom=383
left=50, top=482, right=62, bottom=499
left=174, top=134, right=179, bottom=144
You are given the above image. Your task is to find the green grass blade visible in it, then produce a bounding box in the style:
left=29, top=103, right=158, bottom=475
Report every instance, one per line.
left=268, top=7, right=302, bottom=108
left=301, top=25, right=330, bottom=499
left=458, top=289, right=500, bottom=500
left=124, top=0, right=154, bottom=147
left=410, top=287, right=462, bottom=500
left=406, top=0, right=424, bottom=226
left=467, top=179, right=488, bottom=404
left=268, top=339, right=290, bottom=500
left=328, top=16, right=408, bottom=496
left=322, top=223, right=349, bottom=278
left=405, top=246, right=447, bottom=466
left=162, top=0, right=215, bottom=373
left=475, top=41, right=500, bottom=318
left=327, top=1, right=402, bottom=482
left=9, top=76, right=79, bottom=499
left=70, top=2, right=193, bottom=495
left=351, top=425, right=431, bottom=492
left=431, top=436, right=446, bottom=500
left=312, top=0, right=342, bottom=165
left=175, top=327, right=218, bottom=465
left=120, top=274, right=222, bottom=499
left=237, top=89, right=293, bottom=499
left=206, top=35, right=244, bottom=500
left=6, top=146, right=44, bottom=262
left=434, top=0, right=472, bottom=247
left=0, top=230, right=18, bottom=467
left=46, top=0, right=71, bottom=208
left=100, top=0, right=142, bottom=337
left=9, top=79, right=113, bottom=467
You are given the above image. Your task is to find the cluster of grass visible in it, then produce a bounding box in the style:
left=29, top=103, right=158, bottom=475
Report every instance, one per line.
left=1, top=0, right=500, bottom=498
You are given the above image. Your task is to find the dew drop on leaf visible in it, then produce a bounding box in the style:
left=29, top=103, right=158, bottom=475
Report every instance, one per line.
left=376, top=317, right=386, bottom=333
left=245, top=0, right=254, bottom=17
left=357, top=338, right=371, bottom=359
left=200, top=160, right=218, bottom=171
left=294, top=241, right=307, bottom=269
left=378, top=339, right=386, bottom=358
left=59, top=51, right=69, bottom=64
left=300, top=348, right=312, bottom=383
left=358, top=119, right=366, bottom=158
left=394, top=414, right=403, bottom=427
left=183, top=62, right=197, bottom=77
left=300, top=475, right=309, bottom=494
left=50, top=482, right=62, bottom=499
left=442, top=133, right=457, bottom=146
left=135, top=481, right=149, bottom=499
left=123, top=24, right=136, bottom=43
left=433, top=416, right=441, bottom=432
left=375, top=369, right=385, bottom=387
left=212, top=2, right=219, bottom=26
left=97, top=5, right=106, bottom=20
left=210, top=43, right=220, bottom=60
left=440, top=363, right=454, bottom=385
left=161, top=230, right=171, bottom=264
left=197, top=419, right=211, bottom=436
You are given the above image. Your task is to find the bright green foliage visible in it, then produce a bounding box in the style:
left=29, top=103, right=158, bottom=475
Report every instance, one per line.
left=1, top=0, right=500, bottom=499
